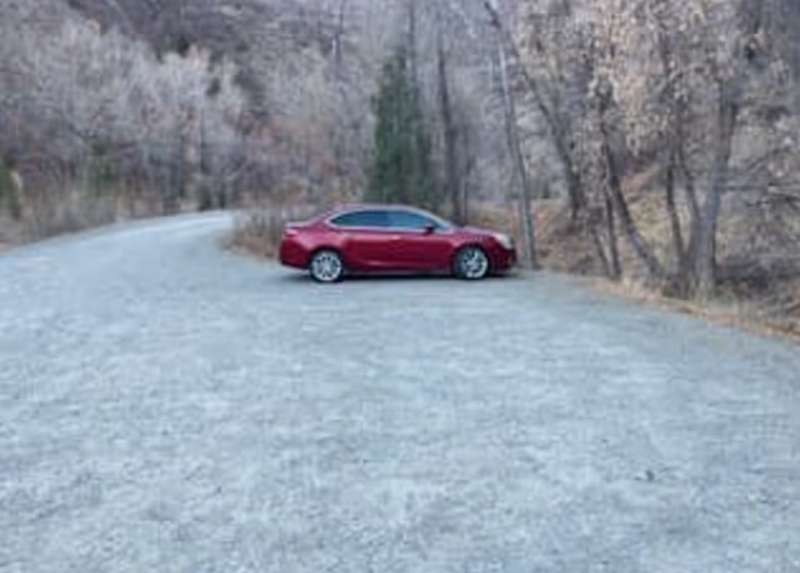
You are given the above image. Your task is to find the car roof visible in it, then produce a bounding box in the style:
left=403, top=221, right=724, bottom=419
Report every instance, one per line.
left=327, top=204, right=432, bottom=217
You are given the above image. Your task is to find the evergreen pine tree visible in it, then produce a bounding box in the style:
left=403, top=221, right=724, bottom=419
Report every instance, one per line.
left=367, top=47, right=437, bottom=210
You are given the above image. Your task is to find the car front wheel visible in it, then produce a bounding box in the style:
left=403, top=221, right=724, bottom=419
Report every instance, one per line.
left=454, top=246, right=490, bottom=280
left=309, top=250, right=344, bottom=283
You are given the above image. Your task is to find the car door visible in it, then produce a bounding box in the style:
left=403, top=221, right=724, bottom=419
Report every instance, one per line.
left=329, top=210, right=396, bottom=271
left=386, top=210, right=454, bottom=271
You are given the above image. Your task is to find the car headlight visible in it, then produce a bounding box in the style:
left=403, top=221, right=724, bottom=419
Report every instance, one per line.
left=493, top=233, right=514, bottom=250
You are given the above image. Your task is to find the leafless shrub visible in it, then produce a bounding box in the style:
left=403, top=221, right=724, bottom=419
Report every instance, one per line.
left=230, top=211, right=288, bottom=259
left=230, top=202, right=317, bottom=259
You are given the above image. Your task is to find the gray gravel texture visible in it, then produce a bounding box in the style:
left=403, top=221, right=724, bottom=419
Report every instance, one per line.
left=1, top=213, right=799, bottom=572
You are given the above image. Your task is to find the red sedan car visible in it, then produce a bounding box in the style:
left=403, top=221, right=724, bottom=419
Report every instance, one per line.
left=279, top=205, right=516, bottom=283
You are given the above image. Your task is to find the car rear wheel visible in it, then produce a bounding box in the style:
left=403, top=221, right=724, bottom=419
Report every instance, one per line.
left=310, top=250, right=344, bottom=283
left=454, top=246, right=490, bottom=280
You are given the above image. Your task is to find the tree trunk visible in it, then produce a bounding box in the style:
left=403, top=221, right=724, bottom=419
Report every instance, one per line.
left=436, top=23, right=462, bottom=224
left=497, top=40, right=538, bottom=269
left=590, top=220, right=612, bottom=279
left=164, top=129, right=186, bottom=215
left=604, top=189, right=622, bottom=280
left=484, top=1, right=585, bottom=219
left=333, top=0, right=347, bottom=68
left=676, top=141, right=706, bottom=297
left=598, top=101, right=664, bottom=281
left=407, top=0, right=418, bottom=91
left=197, top=111, right=214, bottom=211
left=693, top=87, right=739, bottom=299
left=461, top=128, right=475, bottom=224
left=7, top=168, right=23, bottom=221
left=665, top=148, right=690, bottom=295
left=655, top=16, right=690, bottom=296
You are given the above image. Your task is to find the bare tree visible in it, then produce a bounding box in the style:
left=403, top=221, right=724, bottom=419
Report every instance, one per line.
left=490, top=2, right=539, bottom=269
left=435, top=7, right=464, bottom=224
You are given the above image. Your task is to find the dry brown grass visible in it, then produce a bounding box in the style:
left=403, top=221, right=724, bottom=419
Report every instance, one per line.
left=469, top=194, right=800, bottom=342
left=228, top=211, right=286, bottom=259
left=228, top=205, right=317, bottom=260
left=467, top=200, right=602, bottom=274
left=1, top=185, right=190, bottom=245
left=0, top=214, right=24, bottom=251
left=591, top=275, right=800, bottom=342
left=618, top=174, right=800, bottom=339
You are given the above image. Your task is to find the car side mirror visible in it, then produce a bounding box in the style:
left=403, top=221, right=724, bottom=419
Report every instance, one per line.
left=424, top=224, right=437, bottom=235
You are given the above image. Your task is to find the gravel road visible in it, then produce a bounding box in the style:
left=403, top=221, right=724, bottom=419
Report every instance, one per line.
left=1, top=213, right=799, bottom=572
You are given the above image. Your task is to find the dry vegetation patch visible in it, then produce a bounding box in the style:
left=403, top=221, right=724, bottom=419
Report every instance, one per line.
left=520, top=192, right=800, bottom=340
left=228, top=205, right=316, bottom=260
left=592, top=276, right=800, bottom=342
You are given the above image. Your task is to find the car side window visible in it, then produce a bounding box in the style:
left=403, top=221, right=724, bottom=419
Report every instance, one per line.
left=387, top=211, right=438, bottom=231
left=331, top=210, right=389, bottom=229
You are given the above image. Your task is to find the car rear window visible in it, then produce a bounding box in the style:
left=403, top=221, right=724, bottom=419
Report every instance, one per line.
left=330, top=211, right=390, bottom=228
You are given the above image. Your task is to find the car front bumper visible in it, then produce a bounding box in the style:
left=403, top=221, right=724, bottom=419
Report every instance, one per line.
left=490, top=245, right=517, bottom=272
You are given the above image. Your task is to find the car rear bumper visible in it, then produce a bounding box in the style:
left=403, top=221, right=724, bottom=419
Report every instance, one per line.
left=279, top=239, right=310, bottom=269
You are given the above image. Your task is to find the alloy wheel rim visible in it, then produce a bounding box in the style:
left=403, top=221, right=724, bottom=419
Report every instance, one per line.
left=312, top=252, right=342, bottom=282
left=461, top=249, right=489, bottom=279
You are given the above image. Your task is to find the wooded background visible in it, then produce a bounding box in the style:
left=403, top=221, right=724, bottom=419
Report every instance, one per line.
left=2, top=0, right=799, bottom=311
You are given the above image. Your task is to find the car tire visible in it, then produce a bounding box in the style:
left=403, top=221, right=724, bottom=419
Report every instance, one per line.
left=309, top=250, right=345, bottom=283
left=454, top=246, right=490, bottom=280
